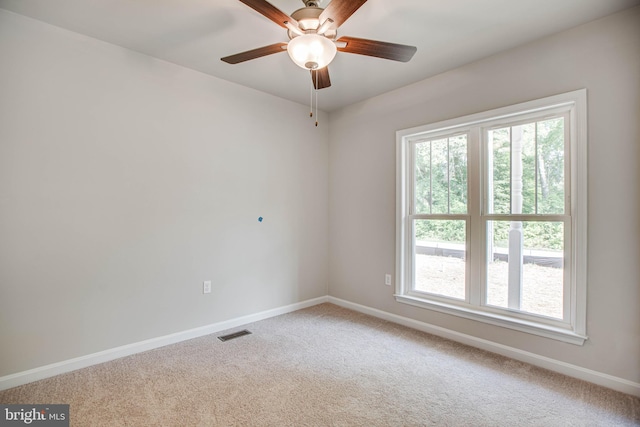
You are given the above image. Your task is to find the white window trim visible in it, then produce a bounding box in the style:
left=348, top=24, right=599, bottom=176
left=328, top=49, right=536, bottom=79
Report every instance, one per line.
left=395, top=89, right=587, bottom=345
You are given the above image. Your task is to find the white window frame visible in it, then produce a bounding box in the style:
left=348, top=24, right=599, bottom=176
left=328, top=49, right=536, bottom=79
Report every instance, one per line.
left=395, top=90, right=587, bottom=345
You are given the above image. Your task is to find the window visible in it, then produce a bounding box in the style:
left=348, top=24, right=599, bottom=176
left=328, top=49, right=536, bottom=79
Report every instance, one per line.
left=396, top=90, right=587, bottom=344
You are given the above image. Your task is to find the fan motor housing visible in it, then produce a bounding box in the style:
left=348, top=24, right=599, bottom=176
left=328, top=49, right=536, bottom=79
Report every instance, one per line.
left=289, top=6, right=337, bottom=40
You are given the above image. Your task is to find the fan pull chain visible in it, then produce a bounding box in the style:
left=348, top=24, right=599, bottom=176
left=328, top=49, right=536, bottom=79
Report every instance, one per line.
left=310, top=75, right=313, bottom=118
left=315, top=70, right=319, bottom=127
left=307, top=70, right=320, bottom=127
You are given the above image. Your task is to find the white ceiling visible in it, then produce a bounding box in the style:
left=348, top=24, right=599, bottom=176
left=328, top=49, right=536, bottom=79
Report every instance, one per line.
left=1, top=0, right=639, bottom=111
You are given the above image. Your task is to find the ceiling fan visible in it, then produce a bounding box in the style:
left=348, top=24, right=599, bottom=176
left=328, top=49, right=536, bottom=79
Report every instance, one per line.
left=221, top=0, right=417, bottom=91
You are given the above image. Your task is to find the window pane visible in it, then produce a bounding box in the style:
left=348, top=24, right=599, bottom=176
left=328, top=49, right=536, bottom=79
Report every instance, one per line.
left=488, top=128, right=510, bottom=214
left=485, top=220, right=564, bottom=319
left=431, top=138, right=449, bottom=214
left=414, top=141, right=432, bottom=214
left=449, top=135, right=468, bottom=214
left=537, top=118, right=565, bottom=214
left=518, top=123, right=537, bottom=214
left=414, top=219, right=466, bottom=300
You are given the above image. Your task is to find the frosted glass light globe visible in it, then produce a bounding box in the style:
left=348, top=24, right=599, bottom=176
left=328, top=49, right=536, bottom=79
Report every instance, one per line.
left=287, top=34, right=337, bottom=70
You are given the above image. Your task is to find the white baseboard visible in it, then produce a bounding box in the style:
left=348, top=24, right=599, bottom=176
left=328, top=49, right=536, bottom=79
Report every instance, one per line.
left=328, top=296, right=640, bottom=398
left=4, top=295, right=638, bottom=398
left=0, top=296, right=329, bottom=391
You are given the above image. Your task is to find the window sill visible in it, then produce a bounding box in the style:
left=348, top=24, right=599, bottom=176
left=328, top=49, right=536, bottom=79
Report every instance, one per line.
left=394, top=294, right=587, bottom=345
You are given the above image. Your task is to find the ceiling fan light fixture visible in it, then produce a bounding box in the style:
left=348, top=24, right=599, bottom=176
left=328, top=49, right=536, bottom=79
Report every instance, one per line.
left=287, top=34, right=337, bottom=70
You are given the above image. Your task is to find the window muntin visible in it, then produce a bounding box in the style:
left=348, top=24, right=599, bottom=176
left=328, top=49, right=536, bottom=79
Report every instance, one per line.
left=396, top=90, right=587, bottom=344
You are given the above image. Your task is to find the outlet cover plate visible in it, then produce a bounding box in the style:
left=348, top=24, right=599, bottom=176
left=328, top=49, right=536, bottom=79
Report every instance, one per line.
left=203, top=280, right=212, bottom=294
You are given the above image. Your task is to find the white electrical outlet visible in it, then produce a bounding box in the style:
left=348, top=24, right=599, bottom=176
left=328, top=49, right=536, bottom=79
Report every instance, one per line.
left=203, top=280, right=212, bottom=294
left=385, top=274, right=392, bottom=286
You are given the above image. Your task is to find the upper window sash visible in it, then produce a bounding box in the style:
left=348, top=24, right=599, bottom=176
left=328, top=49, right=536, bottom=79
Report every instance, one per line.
left=481, top=112, right=570, bottom=217
left=410, top=132, right=469, bottom=216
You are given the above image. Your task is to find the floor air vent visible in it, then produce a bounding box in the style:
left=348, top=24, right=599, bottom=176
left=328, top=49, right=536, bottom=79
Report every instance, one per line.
left=218, top=329, right=252, bottom=342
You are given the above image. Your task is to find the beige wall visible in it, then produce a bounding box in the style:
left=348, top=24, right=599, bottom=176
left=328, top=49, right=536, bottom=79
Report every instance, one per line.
left=0, top=10, right=329, bottom=376
left=328, top=7, right=640, bottom=382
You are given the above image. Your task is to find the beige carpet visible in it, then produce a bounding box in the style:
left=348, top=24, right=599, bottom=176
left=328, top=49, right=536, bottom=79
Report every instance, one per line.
left=1, top=303, right=639, bottom=426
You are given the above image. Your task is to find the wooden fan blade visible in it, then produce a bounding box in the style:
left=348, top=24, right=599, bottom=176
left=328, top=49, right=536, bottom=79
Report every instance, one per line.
left=319, top=0, right=368, bottom=29
left=238, top=0, right=297, bottom=28
left=337, top=36, right=417, bottom=62
left=311, top=67, right=331, bottom=90
left=221, top=43, right=287, bottom=64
